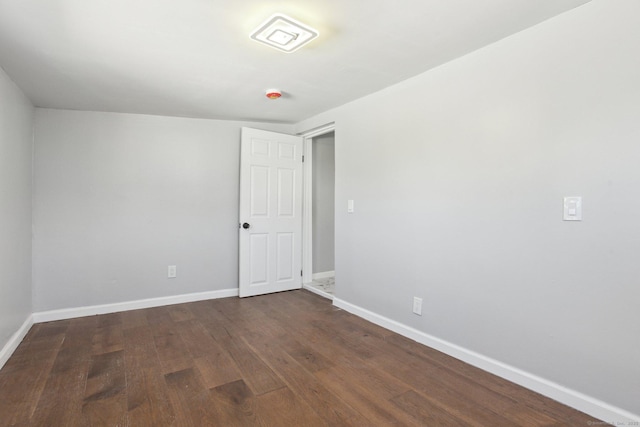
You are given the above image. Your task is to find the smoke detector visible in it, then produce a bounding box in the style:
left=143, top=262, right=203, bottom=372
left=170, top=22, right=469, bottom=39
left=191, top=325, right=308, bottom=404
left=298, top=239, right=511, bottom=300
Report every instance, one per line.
left=265, top=89, right=282, bottom=99
left=250, top=14, right=319, bottom=53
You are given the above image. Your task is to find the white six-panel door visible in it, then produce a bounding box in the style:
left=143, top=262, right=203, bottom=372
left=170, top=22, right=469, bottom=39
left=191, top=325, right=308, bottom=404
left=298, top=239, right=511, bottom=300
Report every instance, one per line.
left=239, top=127, right=303, bottom=297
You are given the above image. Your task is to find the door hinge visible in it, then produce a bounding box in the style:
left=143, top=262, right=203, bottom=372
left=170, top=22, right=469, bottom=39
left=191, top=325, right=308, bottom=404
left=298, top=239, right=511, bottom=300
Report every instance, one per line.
left=301, top=270, right=303, bottom=277
left=302, top=155, right=305, bottom=163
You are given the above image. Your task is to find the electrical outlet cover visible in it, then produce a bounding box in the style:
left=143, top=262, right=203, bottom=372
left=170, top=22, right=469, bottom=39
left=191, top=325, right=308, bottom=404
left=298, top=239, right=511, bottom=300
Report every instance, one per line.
left=413, top=297, right=422, bottom=315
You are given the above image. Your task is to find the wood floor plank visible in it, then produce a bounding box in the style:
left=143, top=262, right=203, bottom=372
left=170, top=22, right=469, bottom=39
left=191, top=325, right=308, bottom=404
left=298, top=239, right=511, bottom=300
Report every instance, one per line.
left=247, top=293, right=376, bottom=361
left=0, top=337, right=60, bottom=426
left=96, top=312, right=121, bottom=327
left=314, top=364, right=419, bottom=426
left=370, top=351, right=518, bottom=426
left=149, top=313, right=193, bottom=375
left=0, top=333, right=64, bottom=376
left=168, top=303, right=196, bottom=323
left=144, top=306, right=175, bottom=335
left=175, top=318, right=226, bottom=359
left=281, top=339, right=334, bottom=374
left=391, top=390, right=470, bottom=426
left=260, top=327, right=335, bottom=374
left=119, top=308, right=150, bottom=330
left=204, top=323, right=285, bottom=396
left=82, top=350, right=128, bottom=426
left=0, top=290, right=603, bottom=426
left=27, top=316, right=107, bottom=425
left=127, top=366, right=175, bottom=426
left=122, top=325, right=158, bottom=368
left=317, top=354, right=411, bottom=401
left=62, top=315, right=100, bottom=350
left=123, top=325, right=176, bottom=426
left=29, top=349, right=91, bottom=425
left=164, top=368, right=219, bottom=426
left=177, top=308, right=245, bottom=392
left=242, top=329, right=369, bottom=426
left=194, top=354, right=243, bottom=390
left=91, top=322, right=124, bottom=355
left=186, top=299, right=226, bottom=324
left=254, top=387, right=328, bottom=427
left=208, top=379, right=260, bottom=426
left=28, top=321, right=70, bottom=340
left=84, top=350, right=126, bottom=401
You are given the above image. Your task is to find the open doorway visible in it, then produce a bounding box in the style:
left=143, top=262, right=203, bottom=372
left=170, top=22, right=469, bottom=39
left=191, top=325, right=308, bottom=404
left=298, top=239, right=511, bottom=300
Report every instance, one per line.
left=302, top=127, right=335, bottom=299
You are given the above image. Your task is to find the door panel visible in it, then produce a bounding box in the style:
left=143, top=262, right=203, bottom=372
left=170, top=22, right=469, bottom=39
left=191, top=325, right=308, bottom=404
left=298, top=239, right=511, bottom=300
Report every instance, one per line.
left=277, top=168, right=295, bottom=216
left=276, top=232, right=295, bottom=281
left=239, top=127, right=303, bottom=297
left=249, top=233, right=269, bottom=286
left=250, top=166, right=269, bottom=216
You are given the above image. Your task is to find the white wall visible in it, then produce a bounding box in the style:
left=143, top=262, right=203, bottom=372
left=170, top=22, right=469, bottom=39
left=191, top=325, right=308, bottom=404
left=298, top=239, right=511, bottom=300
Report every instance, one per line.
left=0, top=68, right=34, bottom=350
left=296, top=0, right=639, bottom=418
left=312, top=132, right=335, bottom=274
left=33, top=109, right=292, bottom=312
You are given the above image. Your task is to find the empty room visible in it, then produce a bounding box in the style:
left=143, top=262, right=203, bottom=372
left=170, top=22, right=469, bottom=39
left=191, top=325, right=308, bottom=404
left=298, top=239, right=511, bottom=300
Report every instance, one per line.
left=0, top=0, right=638, bottom=425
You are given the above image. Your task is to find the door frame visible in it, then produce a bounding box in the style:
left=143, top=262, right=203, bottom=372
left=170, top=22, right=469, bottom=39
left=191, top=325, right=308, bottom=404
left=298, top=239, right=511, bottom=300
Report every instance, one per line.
left=299, top=123, right=336, bottom=285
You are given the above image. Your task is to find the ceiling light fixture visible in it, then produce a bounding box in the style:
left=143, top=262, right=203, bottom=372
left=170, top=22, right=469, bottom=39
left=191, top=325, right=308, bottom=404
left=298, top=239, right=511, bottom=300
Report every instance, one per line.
left=250, top=14, right=319, bottom=53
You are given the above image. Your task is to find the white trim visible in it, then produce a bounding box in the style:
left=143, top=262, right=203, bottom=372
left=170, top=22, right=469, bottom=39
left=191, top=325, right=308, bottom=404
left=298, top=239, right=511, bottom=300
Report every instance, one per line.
left=312, top=271, right=335, bottom=280
left=332, top=297, right=640, bottom=424
left=33, top=288, right=238, bottom=323
left=0, top=315, right=34, bottom=369
left=298, top=122, right=336, bottom=139
left=302, top=136, right=314, bottom=285
left=301, top=123, right=336, bottom=286
left=302, top=283, right=334, bottom=301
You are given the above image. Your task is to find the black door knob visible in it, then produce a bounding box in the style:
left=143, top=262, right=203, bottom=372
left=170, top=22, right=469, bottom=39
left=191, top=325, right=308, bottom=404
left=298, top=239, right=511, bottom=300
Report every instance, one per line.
left=242, top=223, right=250, bottom=229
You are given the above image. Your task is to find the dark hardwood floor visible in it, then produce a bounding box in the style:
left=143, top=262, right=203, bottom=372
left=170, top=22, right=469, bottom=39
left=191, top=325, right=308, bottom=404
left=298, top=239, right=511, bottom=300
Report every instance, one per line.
left=0, top=290, right=600, bottom=426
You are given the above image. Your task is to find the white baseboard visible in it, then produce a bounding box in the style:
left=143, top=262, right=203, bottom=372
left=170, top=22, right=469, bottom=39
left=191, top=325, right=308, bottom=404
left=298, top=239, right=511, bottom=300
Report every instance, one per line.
left=332, top=297, right=640, bottom=424
left=312, top=271, right=335, bottom=280
left=302, top=283, right=334, bottom=300
left=0, top=315, right=34, bottom=370
left=32, top=288, right=238, bottom=323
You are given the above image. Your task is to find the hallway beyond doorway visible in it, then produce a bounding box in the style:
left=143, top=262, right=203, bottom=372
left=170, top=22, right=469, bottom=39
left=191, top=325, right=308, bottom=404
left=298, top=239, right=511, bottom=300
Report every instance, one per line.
left=304, top=275, right=334, bottom=300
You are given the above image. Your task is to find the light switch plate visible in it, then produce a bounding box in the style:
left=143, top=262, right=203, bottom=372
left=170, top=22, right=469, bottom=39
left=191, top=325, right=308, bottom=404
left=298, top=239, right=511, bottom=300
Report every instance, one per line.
left=563, top=197, right=582, bottom=221
left=347, top=199, right=354, bottom=213
left=168, top=265, right=177, bottom=278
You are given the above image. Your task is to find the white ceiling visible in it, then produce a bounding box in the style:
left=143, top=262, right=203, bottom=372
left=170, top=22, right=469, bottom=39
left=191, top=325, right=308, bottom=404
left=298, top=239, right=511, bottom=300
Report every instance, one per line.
left=0, top=0, right=589, bottom=124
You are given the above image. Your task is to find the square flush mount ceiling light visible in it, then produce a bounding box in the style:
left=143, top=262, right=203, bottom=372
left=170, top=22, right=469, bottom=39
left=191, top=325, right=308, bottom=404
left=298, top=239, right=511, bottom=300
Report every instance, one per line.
left=250, top=14, right=319, bottom=53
